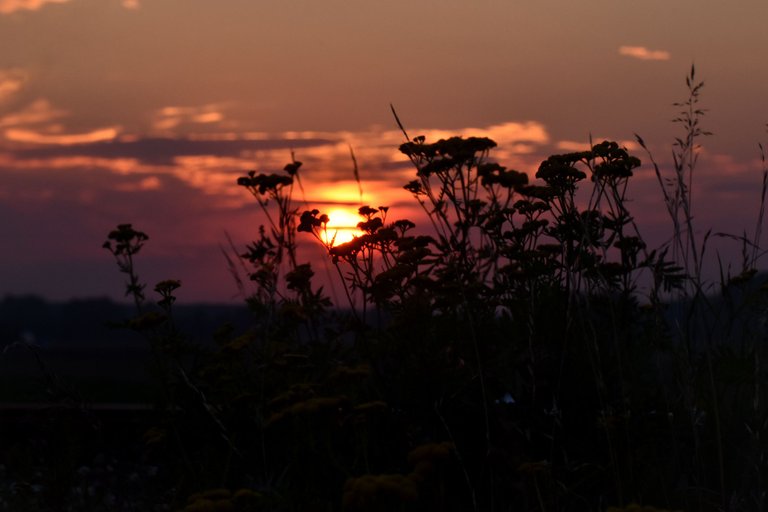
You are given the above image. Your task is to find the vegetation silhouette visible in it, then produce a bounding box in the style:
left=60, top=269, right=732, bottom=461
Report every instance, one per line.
left=3, top=67, right=768, bottom=511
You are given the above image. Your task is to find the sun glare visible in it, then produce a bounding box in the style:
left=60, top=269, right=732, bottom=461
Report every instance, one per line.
left=322, top=208, right=363, bottom=246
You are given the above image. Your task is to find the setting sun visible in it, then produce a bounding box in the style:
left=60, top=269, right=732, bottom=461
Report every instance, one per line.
left=321, top=208, right=364, bottom=246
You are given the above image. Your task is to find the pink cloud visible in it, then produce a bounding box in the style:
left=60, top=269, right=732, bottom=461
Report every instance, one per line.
left=618, top=46, right=671, bottom=61
left=2, top=121, right=551, bottom=209
left=5, top=126, right=120, bottom=144
left=0, top=68, right=27, bottom=102
left=0, top=154, right=141, bottom=174
left=152, top=104, right=226, bottom=132
left=556, top=139, right=640, bottom=152
left=0, top=99, right=67, bottom=128
left=0, top=0, right=70, bottom=14
left=115, top=176, right=162, bottom=192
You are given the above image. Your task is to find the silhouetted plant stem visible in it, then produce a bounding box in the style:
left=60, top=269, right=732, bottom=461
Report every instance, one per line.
left=752, top=140, right=768, bottom=268
left=460, top=291, right=492, bottom=507
left=637, top=79, right=729, bottom=510
left=435, top=401, right=479, bottom=512
left=103, top=223, right=149, bottom=312
left=671, top=65, right=711, bottom=287
left=333, top=261, right=360, bottom=324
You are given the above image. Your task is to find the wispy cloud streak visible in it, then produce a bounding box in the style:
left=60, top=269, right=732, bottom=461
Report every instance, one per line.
left=152, top=104, right=227, bottom=132
left=618, top=45, right=671, bottom=61
left=0, top=0, right=70, bottom=14
left=0, top=69, right=26, bottom=102
left=0, top=99, right=65, bottom=129
left=1, top=121, right=551, bottom=206
left=5, top=127, right=121, bottom=145
left=10, top=136, right=337, bottom=165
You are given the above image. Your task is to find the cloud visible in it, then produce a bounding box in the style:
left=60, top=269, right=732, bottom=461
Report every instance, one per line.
left=0, top=68, right=27, bottom=102
left=1, top=120, right=551, bottom=208
left=0, top=99, right=123, bottom=146
left=11, top=135, right=336, bottom=165
left=5, top=126, right=121, bottom=144
left=152, top=104, right=227, bottom=132
left=618, top=46, right=671, bottom=61
left=115, top=176, right=161, bottom=192
left=0, top=154, right=141, bottom=174
left=417, top=121, right=549, bottom=146
left=0, top=99, right=66, bottom=128
left=262, top=121, right=552, bottom=183
left=0, top=0, right=70, bottom=14
left=556, top=139, right=639, bottom=152
left=0, top=119, right=761, bottom=303
left=0, top=0, right=139, bottom=14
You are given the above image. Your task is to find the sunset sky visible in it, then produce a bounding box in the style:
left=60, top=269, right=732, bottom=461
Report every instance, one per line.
left=2, top=0, right=768, bottom=303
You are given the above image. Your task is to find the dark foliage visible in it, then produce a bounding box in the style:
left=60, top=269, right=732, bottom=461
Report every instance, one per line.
left=5, top=71, right=768, bottom=511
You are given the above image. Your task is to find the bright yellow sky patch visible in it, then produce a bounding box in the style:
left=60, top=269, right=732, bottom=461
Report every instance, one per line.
left=321, top=208, right=364, bottom=246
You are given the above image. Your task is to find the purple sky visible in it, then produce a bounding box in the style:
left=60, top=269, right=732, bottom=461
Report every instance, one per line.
left=1, top=0, right=768, bottom=302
